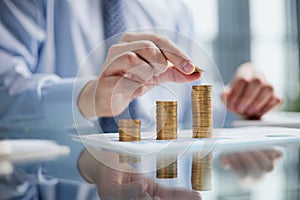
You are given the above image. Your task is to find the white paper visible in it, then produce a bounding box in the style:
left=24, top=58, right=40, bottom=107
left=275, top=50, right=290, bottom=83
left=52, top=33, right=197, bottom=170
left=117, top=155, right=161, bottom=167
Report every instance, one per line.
left=72, top=126, right=300, bottom=155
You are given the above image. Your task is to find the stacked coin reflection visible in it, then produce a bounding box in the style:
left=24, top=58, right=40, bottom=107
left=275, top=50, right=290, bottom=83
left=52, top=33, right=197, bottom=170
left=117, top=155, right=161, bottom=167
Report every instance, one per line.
left=118, top=119, right=141, bottom=141
left=119, top=153, right=141, bottom=163
left=191, top=152, right=213, bottom=191
left=156, top=101, right=178, bottom=140
left=156, top=155, right=178, bottom=179
left=192, top=85, right=213, bottom=138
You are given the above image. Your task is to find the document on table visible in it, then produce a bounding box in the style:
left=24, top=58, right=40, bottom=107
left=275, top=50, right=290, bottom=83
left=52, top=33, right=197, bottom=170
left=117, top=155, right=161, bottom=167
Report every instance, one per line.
left=232, top=111, right=300, bottom=128
left=72, top=126, right=300, bottom=155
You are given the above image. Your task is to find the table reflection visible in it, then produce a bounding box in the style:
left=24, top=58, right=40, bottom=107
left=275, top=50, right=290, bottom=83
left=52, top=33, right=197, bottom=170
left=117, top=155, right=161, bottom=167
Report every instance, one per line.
left=219, top=149, right=282, bottom=188
left=78, top=149, right=201, bottom=200
left=77, top=146, right=282, bottom=200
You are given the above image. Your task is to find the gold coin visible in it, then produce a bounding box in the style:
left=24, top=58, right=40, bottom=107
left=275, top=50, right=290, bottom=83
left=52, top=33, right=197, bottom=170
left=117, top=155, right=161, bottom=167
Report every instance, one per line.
left=191, top=85, right=213, bottom=139
left=156, top=101, right=178, bottom=140
left=118, top=119, right=141, bottom=141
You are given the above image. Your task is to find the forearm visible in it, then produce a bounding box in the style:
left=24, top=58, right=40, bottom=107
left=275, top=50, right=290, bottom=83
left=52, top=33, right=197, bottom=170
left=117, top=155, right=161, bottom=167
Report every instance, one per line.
left=0, top=75, right=96, bottom=131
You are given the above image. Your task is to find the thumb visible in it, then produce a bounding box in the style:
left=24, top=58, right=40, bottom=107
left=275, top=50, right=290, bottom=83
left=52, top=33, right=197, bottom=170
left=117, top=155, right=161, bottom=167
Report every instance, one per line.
left=120, top=180, right=148, bottom=199
left=156, top=66, right=202, bottom=83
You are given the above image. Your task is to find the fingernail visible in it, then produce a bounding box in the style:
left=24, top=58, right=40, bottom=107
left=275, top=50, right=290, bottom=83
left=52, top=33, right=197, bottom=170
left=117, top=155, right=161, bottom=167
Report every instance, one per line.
left=182, top=61, right=195, bottom=74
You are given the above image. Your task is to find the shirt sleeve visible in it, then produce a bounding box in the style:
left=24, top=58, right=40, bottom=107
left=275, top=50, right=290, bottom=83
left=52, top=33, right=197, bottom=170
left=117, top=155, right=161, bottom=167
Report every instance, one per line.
left=0, top=0, right=95, bottom=131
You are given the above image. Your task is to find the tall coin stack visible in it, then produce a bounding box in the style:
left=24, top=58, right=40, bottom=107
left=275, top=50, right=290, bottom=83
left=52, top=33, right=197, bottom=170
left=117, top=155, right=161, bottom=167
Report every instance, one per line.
left=118, top=119, right=141, bottom=163
left=191, top=152, right=213, bottom=191
left=118, top=119, right=141, bottom=141
left=156, top=155, right=178, bottom=179
left=192, top=85, right=213, bottom=138
left=156, top=101, right=178, bottom=140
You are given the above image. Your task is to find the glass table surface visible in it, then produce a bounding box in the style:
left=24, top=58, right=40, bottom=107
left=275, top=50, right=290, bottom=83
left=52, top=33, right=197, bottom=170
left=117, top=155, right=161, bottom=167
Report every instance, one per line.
left=0, top=126, right=300, bottom=200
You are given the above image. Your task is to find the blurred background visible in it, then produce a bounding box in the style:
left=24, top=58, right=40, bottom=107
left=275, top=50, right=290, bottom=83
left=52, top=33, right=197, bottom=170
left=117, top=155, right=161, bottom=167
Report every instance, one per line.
left=184, top=0, right=300, bottom=112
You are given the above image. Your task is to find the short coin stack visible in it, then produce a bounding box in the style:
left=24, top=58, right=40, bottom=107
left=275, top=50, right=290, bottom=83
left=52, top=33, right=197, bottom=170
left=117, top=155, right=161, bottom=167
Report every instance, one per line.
left=156, top=101, right=178, bottom=140
left=191, top=85, right=213, bottom=138
left=156, top=155, right=178, bottom=179
left=118, top=119, right=141, bottom=163
left=118, top=119, right=141, bottom=141
left=191, top=152, right=213, bottom=191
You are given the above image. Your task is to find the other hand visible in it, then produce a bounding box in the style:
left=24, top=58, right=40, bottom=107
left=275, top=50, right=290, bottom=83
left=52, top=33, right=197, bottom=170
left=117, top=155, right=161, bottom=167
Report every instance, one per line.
left=221, top=63, right=282, bottom=119
left=220, top=149, right=282, bottom=180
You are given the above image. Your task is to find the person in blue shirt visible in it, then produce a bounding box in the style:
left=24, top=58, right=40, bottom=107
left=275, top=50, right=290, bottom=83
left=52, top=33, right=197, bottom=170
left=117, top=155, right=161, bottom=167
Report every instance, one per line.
left=0, top=1, right=283, bottom=199
left=0, top=0, right=281, bottom=130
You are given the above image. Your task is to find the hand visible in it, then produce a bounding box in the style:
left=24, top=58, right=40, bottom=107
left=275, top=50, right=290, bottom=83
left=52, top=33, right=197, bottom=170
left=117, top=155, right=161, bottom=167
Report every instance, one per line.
left=221, top=63, right=282, bottom=119
left=220, top=149, right=282, bottom=180
left=78, top=32, right=202, bottom=118
left=78, top=149, right=201, bottom=200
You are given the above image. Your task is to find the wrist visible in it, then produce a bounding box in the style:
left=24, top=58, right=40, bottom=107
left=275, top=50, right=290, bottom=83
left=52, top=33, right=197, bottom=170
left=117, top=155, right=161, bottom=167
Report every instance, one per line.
left=78, top=80, right=97, bottom=118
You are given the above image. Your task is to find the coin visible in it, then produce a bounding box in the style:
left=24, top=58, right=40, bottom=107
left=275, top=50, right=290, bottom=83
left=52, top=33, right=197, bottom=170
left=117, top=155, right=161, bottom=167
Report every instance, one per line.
left=118, top=119, right=141, bottom=141
left=191, top=85, right=213, bottom=138
left=156, top=101, right=178, bottom=140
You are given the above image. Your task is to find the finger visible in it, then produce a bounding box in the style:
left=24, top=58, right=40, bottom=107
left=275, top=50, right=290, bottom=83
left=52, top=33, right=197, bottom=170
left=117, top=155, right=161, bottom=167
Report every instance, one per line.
left=223, top=153, right=246, bottom=178
left=263, top=149, right=282, bottom=160
left=237, top=152, right=263, bottom=178
left=121, top=32, right=196, bottom=74
left=235, top=78, right=262, bottom=113
left=154, top=66, right=201, bottom=83
left=256, top=96, right=282, bottom=117
left=108, top=41, right=168, bottom=76
left=226, top=78, right=247, bottom=111
left=221, top=91, right=229, bottom=102
left=104, top=52, right=155, bottom=83
left=262, top=149, right=283, bottom=165
left=246, top=85, right=274, bottom=116
left=120, top=180, right=148, bottom=199
left=251, top=151, right=274, bottom=172
left=108, top=76, right=141, bottom=96
left=159, top=188, right=201, bottom=200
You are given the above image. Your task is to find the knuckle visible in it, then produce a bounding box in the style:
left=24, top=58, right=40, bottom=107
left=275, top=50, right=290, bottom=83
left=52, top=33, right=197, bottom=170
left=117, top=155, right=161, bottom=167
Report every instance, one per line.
left=150, top=34, right=168, bottom=45
left=263, top=85, right=274, bottom=93
left=141, top=40, right=156, bottom=49
left=122, top=52, right=138, bottom=65
left=108, top=44, right=120, bottom=54
left=237, top=78, right=248, bottom=85
left=120, top=32, right=134, bottom=41
left=141, top=41, right=157, bottom=55
left=275, top=97, right=282, bottom=104
left=252, top=78, right=263, bottom=86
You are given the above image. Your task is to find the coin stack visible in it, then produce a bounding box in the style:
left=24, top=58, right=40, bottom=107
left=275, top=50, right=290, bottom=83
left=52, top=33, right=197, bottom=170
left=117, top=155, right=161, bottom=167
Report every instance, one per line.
left=156, top=155, right=178, bottom=179
left=118, top=119, right=141, bottom=163
left=191, top=152, right=213, bottom=191
left=156, top=101, right=178, bottom=140
left=118, top=119, right=141, bottom=141
left=191, top=85, right=213, bottom=138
